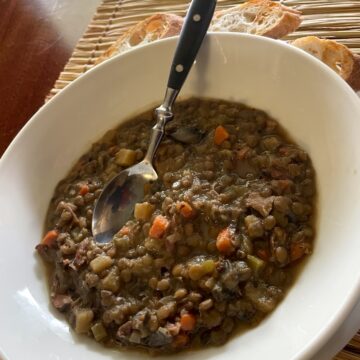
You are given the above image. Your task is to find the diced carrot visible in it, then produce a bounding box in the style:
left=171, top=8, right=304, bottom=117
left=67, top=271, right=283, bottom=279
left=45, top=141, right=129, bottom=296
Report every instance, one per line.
left=41, top=230, right=59, bottom=247
left=257, top=249, right=270, bottom=261
left=118, top=226, right=130, bottom=236
left=290, top=242, right=305, bottom=262
left=214, top=125, right=229, bottom=145
left=180, top=313, right=196, bottom=331
left=149, top=215, right=169, bottom=239
left=216, top=228, right=235, bottom=255
left=79, top=184, right=89, bottom=196
left=176, top=201, right=194, bottom=218
left=172, top=333, right=189, bottom=348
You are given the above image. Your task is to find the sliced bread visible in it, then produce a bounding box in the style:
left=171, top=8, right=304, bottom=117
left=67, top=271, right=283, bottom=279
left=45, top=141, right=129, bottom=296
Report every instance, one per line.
left=292, top=36, right=360, bottom=91
left=95, top=14, right=184, bottom=64
left=210, top=0, right=301, bottom=39
left=96, top=0, right=302, bottom=65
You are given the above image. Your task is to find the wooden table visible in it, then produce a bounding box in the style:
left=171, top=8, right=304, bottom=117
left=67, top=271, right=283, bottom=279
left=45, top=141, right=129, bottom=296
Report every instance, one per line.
left=0, top=0, right=100, bottom=156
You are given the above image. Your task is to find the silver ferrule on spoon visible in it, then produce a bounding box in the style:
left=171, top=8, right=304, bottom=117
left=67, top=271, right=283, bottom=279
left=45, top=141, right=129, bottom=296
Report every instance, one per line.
left=144, top=87, right=179, bottom=163
left=92, top=0, right=217, bottom=243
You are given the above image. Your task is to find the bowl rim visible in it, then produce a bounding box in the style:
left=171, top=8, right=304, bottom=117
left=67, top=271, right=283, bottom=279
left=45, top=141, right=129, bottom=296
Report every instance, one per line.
left=1, top=32, right=360, bottom=360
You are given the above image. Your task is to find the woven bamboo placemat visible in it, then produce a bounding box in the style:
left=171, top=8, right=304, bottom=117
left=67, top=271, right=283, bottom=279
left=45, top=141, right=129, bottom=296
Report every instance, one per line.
left=46, top=0, right=360, bottom=358
left=47, top=0, right=360, bottom=99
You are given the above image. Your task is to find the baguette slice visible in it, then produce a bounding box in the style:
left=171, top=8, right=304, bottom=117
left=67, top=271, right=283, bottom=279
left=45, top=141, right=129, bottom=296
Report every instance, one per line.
left=95, top=14, right=184, bottom=64
left=292, top=36, right=360, bottom=91
left=210, top=0, right=301, bottom=39
left=96, top=1, right=301, bottom=65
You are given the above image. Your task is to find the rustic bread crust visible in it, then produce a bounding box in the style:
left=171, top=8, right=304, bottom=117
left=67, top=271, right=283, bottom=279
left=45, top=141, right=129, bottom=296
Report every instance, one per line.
left=347, top=54, right=360, bottom=91
left=210, top=0, right=301, bottom=39
left=95, top=3, right=360, bottom=92
left=292, top=36, right=360, bottom=91
left=262, top=7, right=301, bottom=39
left=96, top=1, right=302, bottom=65
left=95, top=14, right=183, bottom=65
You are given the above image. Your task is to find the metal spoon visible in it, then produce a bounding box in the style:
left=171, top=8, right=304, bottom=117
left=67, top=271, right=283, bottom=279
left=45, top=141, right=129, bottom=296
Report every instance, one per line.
left=92, top=0, right=217, bottom=243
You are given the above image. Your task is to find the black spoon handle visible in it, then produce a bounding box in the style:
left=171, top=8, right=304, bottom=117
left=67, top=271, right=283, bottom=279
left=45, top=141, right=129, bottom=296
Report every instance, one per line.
left=167, top=0, right=217, bottom=91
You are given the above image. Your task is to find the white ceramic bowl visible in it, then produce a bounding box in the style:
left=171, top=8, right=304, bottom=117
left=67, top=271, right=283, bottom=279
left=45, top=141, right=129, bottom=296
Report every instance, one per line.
left=1, top=33, right=360, bottom=360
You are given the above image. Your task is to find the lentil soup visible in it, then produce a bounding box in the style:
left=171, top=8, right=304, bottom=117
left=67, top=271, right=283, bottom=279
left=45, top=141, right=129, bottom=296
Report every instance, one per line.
left=36, top=98, right=316, bottom=353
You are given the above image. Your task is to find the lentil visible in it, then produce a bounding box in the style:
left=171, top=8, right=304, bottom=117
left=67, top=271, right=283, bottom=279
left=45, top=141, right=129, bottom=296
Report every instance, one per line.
left=36, top=98, right=316, bottom=354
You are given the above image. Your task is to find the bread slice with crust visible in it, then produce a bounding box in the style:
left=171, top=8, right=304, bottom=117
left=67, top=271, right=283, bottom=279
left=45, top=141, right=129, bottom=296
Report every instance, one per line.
left=96, top=1, right=302, bottom=65
left=292, top=36, right=360, bottom=91
left=210, top=0, right=301, bottom=39
left=95, top=14, right=184, bottom=64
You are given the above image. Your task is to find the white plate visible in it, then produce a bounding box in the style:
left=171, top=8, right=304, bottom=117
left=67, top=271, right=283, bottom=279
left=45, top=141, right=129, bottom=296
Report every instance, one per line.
left=1, top=33, right=360, bottom=360
left=313, top=299, right=360, bottom=359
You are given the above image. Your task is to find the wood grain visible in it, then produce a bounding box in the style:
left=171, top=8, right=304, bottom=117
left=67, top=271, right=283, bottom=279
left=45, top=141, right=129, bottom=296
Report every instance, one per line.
left=0, top=0, right=99, bottom=156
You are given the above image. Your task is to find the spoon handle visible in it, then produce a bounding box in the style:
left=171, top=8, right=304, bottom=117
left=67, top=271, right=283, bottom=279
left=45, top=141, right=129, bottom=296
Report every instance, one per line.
left=167, top=0, right=217, bottom=91
left=144, top=0, right=216, bottom=163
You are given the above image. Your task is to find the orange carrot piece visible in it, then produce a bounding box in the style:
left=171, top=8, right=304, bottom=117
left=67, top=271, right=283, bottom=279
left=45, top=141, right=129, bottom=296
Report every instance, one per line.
left=214, top=125, right=229, bottom=145
left=180, top=313, right=196, bottom=331
left=79, top=184, right=89, bottom=196
left=172, top=334, right=190, bottom=348
left=216, top=228, right=235, bottom=254
left=41, top=230, right=59, bottom=247
left=176, top=201, right=194, bottom=218
left=149, top=215, right=169, bottom=239
left=290, top=242, right=305, bottom=262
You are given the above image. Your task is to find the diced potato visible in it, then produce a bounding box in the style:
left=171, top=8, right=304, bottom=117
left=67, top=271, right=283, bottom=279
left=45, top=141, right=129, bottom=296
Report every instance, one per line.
left=91, top=322, right=107, bottom=341
left=90, top=255, right=113, bottom=273
left=75, top=308, right=94, bottom=334
left=115, top=148, right=136, bottom=166
left=100, top=268, right=120, bottom=292
left=247, top=255, right=265, bottom=275
left=202, top=259, right=216, bottom=274
left=134, top=202, right=155, bottom=221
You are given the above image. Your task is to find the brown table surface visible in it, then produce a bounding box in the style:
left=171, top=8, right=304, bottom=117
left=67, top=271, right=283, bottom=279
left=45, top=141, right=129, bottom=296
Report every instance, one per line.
left=0, top=0, right=100, bottom=156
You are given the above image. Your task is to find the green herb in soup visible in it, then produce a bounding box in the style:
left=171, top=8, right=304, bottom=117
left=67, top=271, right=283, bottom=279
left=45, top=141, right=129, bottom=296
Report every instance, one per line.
left=36, top=98, right=316, bottom=353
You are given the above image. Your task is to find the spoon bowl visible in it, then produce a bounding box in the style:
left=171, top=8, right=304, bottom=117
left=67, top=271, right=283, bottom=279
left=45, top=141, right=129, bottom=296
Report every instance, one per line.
left=1, top=32, right=360, bottom=360
left=92, top=160, right=157, bottom=243
left=92, top=0, right=217, bottom=243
